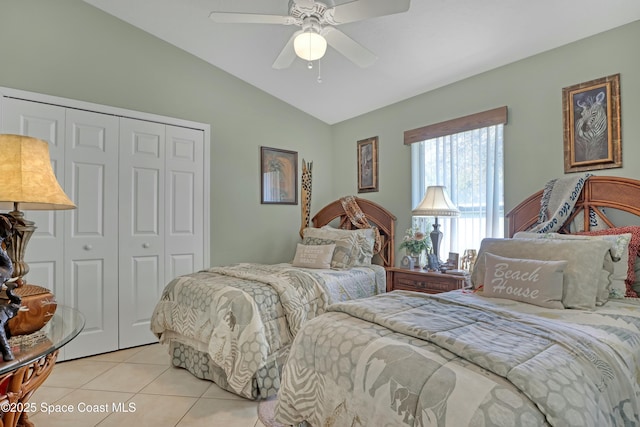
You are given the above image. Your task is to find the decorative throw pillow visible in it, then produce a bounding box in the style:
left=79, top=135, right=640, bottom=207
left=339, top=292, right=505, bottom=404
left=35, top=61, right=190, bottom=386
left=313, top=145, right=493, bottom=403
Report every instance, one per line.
left=320, top=225, right=376, bottom=266
left=302, top=228, right=359, bottom=269
left=473, top=238, right=612, bottom=310
left=482, top=253, right=567, bottom=309
left=291, top=243, right=335, bottom=269
left=514, top=231, right=631, bottom=302
left=634, top=260, right=640, bottom=296
left=576, top=226, right=640, bottom=298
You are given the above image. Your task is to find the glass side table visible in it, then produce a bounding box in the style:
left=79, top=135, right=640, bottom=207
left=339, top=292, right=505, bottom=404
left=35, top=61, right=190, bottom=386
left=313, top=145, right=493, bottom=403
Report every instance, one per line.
left=0, top=306, right=84, bottom=427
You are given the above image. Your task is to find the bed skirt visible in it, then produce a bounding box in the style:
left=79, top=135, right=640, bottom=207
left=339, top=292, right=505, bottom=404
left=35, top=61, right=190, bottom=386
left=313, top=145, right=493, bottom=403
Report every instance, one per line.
left=169, top=340, right=289, bottom=400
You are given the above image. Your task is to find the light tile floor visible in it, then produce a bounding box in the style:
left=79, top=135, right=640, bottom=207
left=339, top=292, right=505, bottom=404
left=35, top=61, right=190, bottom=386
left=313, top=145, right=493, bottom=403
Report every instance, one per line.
left=27, top=343, right=265, bottom=427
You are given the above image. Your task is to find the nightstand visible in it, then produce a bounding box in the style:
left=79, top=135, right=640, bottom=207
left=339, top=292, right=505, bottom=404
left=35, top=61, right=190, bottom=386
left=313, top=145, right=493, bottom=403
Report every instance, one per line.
left=386, top=267, right=468, bottom=294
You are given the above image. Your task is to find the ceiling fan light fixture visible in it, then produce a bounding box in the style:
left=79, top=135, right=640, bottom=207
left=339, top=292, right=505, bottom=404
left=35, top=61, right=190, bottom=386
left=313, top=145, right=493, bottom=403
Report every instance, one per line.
left=294, top=31, right=327, bottom=61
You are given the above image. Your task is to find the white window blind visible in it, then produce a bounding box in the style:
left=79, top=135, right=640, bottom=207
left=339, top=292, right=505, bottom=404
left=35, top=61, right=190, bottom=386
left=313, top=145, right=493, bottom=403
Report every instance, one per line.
left=410, top=124, right=505, bottom=256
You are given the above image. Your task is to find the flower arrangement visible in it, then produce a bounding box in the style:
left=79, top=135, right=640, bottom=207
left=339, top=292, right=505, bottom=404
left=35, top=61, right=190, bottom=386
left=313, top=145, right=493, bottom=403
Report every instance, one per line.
left=399, top=227, right=431, bottom=255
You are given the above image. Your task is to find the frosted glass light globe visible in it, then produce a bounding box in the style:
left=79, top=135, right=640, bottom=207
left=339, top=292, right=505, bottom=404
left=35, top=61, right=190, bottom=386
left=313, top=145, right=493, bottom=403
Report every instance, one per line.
left=294, top=32, right=327, bottom=61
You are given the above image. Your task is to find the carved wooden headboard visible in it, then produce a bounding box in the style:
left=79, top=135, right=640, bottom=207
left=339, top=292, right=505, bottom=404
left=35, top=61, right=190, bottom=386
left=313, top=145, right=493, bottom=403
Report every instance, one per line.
left=311, top=197, right=397, bottom=267
left=506, top=176, right=640, bottom=237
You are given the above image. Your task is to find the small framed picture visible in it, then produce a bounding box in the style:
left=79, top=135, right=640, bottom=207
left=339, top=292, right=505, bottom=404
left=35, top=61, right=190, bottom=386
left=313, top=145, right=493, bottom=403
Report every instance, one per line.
left=357, top=136, right=378, bottom=193
left=261, top=146, right=298, bottom=204
left=447, top=252, right=459, bottom=269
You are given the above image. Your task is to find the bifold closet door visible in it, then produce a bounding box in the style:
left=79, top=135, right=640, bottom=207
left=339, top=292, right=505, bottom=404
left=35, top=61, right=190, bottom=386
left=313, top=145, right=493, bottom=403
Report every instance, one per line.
left=1, top=100, right=121, bottom=359
left=63, top=108, right=119, bottom=359
left=118, top=118, right=165, bottom=348
left=165, top=125, right=205, bottom=280
left=0, top=99, right=67, bottom=302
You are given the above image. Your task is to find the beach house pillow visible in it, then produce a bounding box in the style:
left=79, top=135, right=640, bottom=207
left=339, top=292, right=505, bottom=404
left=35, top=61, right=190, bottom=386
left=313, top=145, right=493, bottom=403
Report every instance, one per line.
left=483, top=253, right=567, bottom=309
left=292, top=243, right=335, bottom=269
left=472, top=238, right=612, bottom=310
left=514, top=231, right=631, bottom=302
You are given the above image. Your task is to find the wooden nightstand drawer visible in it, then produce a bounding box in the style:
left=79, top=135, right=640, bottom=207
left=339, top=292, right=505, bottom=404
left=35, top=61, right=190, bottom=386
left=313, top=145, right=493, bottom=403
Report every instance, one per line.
left=386, top=267, right=467, bottom=294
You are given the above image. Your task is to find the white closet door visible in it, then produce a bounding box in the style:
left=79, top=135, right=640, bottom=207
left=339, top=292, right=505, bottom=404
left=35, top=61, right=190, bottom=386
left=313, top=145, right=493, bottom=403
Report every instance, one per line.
left=63, top=109, right=119, bottom=359
left=165, top=125, right=204, bottom=280
left=118, top=118, right=165, bottom=348
left=0, top=99, right=66, bottom=299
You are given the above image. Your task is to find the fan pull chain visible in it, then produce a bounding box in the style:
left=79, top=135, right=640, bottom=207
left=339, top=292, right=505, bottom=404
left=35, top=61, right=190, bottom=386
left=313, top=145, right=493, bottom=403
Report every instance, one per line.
left=317, top=59, right=322, bottom=83
left=307, top=32, right=314, bottom=69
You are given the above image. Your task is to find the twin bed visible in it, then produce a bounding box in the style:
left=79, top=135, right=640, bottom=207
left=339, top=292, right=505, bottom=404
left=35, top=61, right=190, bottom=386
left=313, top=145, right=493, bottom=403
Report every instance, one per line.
left=275, top=176, right=640, bottom=426
left=150, top=197, right=396, bottom=399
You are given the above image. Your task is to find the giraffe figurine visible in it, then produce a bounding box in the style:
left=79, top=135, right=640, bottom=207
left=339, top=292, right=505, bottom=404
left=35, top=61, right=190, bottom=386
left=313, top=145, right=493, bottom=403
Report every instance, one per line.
left=299, top=160, right=313, bottom=238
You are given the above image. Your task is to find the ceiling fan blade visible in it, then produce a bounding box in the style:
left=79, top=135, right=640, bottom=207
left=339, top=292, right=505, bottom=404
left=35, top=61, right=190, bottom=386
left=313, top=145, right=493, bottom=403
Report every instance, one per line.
left=272, top=31, right=300, bottom=69
left=323, top=27, right=377, bottom=68
left=329, top=0, right=411, bottom=25
left=209, top=12, right=296, bottom=25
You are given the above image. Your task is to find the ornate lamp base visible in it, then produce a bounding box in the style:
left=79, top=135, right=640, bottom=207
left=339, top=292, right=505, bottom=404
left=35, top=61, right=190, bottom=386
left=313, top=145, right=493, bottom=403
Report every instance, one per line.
left=6, top=209, right=35, bottom=282
left=430, top=218, right=443, bottom=265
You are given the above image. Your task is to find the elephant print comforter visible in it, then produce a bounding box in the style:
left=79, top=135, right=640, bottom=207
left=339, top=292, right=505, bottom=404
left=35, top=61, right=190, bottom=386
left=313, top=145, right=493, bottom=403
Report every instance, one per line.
left=276, top=290, right=640, bottom=427
left=150, top=263, right=385, bottom=399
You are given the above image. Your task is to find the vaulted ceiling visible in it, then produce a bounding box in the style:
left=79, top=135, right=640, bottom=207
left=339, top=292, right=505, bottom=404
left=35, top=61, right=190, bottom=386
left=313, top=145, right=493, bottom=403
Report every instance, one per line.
left=83, top=0, right=640, bottom=124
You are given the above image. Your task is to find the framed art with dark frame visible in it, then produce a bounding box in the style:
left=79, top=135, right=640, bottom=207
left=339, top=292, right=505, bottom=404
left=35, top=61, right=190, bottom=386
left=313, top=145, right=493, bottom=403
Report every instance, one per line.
left=357, top=136, right=378, bottom=193
left=562, top=74, right=622, bottom=173
left=260, top=146, right=298, bottom=205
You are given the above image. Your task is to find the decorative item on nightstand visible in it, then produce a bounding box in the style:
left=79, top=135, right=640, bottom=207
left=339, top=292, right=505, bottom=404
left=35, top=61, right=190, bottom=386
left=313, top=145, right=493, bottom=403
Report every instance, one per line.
left=412, top=186, right=459, bottom=267
left=399, top=227, right=430, bottom=268
left=461, top=249, right=478, bottom=273
left=400, top=255, right=415, bottom=269
left=0, top=134, right=76, bottom=345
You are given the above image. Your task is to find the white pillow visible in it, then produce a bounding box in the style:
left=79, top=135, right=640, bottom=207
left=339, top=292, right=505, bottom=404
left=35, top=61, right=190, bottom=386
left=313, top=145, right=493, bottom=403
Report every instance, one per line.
left=291, top=243, right=335, bottom=269
left=321, top=225, right=376, bottom=266
left=302, top=226, right=375, bottom=268
left=473, top=238, right=612, bottom=310
left=514, top=231, right=631, bottom=301
left=482, top=253, right=567, bottom=309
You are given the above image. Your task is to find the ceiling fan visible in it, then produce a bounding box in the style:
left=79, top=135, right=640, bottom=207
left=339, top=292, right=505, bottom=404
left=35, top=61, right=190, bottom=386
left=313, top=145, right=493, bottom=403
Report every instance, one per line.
left=209, top=0, right=411, bottom=69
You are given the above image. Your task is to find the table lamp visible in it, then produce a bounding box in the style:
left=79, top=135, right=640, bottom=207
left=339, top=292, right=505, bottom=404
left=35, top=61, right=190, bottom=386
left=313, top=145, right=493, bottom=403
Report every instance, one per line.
left=0, top=134, right=76, bottom=339
left=412, top=185, right=459, bottom=265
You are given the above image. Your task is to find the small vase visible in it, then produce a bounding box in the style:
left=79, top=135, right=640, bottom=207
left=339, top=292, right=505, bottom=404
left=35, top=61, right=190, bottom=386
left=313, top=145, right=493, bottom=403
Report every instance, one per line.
left=408, top=252, right=422, bottom=268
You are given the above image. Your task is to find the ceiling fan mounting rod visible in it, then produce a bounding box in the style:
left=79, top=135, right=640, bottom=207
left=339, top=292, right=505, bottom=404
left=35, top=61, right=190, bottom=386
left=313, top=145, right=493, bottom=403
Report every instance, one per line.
left=289, top=0, right=329, bottom=25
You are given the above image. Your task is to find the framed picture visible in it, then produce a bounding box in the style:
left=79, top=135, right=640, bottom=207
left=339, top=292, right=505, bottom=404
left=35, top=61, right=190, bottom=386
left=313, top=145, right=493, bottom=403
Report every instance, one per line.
left=562, top=74, right=621, bottom=173
left=260, top=146, right=298, bottom=205
left=447, top=252, right=459, bottom=269
left=357, top=136, right=378, bottom=193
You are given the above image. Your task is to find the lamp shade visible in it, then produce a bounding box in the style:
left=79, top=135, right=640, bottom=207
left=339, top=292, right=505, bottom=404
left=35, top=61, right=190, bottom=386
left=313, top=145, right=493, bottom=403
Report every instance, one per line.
left=294, top=31, right=327, bottom=61
left=412, top=185, right=459, bottom=217
left=0, top=134, right=75, bottom=210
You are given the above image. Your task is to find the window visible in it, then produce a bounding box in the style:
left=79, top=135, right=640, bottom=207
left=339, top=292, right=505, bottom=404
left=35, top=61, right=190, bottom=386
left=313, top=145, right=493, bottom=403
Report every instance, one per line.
left=405, top=107, right=507, bottom=257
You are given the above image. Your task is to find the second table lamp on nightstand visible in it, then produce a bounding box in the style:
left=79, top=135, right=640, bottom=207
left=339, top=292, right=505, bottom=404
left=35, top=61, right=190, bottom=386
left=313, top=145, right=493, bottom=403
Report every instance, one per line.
left=412, top=185, right=459, bottom=266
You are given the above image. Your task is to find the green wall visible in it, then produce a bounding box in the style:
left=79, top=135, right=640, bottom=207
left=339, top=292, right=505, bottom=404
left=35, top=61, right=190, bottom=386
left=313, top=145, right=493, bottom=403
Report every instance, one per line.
left=2, top=1, right=638, bottom=266
left=0, top=0, right=333, bottom=265
left=332, top=20, right=640, bottom=259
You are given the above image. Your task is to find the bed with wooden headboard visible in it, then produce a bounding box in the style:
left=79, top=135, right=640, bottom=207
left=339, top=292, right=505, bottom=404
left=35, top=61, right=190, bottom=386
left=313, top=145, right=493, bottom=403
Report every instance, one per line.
left=507, top=175, right=640, bottom=235
left=312, top=196, right=396, bottom=267
left=275, top=176, right=640, bottom=427
left=150, top=197, right=396, bottom=400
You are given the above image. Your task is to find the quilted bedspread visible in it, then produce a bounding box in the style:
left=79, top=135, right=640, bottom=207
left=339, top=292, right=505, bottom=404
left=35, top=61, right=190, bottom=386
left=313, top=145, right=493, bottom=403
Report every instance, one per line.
left=150, top=263, right=385, bottom=398
left=276, top=290, right=640, bottom=426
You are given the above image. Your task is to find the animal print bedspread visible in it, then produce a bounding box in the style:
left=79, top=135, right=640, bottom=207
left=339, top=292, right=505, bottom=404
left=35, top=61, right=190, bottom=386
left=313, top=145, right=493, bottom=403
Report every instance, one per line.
left=150, top=263, right=385, bottom=398
left=276, top=290, right=640, bottom=426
